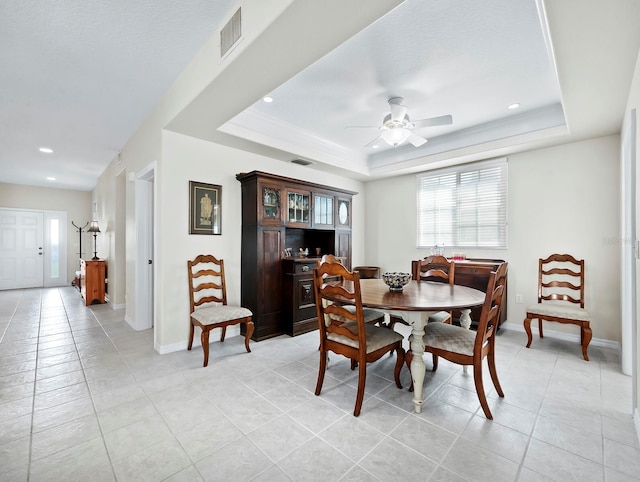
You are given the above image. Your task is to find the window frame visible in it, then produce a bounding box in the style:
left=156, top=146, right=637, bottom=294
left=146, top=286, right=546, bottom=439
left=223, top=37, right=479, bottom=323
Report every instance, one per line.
left=416, top=158, right=508, bottom=249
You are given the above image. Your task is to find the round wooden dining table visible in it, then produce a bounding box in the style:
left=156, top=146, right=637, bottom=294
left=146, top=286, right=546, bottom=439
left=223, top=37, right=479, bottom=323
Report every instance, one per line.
left=339, top=278, right=487, bottom=413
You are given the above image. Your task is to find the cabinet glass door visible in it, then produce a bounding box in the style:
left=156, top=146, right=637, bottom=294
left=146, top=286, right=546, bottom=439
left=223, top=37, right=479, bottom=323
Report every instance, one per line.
left=287, top=192, right=310, bottom=224
left=262, top=186, right=280, bottom=220
left=313, top=195, right=333, bottom=226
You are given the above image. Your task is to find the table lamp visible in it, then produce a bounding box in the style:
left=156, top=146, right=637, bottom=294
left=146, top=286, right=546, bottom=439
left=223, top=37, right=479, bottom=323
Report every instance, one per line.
left=88, top=221, right=101, bottom=260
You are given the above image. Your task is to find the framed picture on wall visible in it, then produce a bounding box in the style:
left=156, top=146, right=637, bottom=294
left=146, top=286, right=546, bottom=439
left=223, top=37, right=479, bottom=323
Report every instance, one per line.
left=189, top=181, right=222, bottom=235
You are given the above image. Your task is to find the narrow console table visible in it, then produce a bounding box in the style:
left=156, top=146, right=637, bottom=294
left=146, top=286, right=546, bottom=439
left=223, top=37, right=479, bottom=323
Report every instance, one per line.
left=80, top=259, right=106, bottom=306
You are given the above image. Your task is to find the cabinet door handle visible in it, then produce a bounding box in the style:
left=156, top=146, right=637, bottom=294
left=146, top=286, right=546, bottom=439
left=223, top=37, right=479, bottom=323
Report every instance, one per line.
left=302, top=265, right=309, bottom=272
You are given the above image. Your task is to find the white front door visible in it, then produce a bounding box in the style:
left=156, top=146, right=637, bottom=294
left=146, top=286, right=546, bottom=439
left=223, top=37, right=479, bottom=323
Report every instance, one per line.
left=0, top=210, right=44, bottom=290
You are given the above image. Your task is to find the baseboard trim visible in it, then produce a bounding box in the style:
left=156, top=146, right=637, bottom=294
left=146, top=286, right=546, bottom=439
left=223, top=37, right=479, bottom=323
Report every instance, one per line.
left=103, top=294, right=125, bottom=310
left=154, top=325, right=241, bottom=354
left=500, top=321, right=621, bottom=351
left=155, top=340, right=187, bottom=355
left=124, top=314, right=135, bottom=328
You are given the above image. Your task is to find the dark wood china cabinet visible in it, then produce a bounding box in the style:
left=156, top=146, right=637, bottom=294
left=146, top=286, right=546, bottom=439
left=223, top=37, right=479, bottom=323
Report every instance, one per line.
left=236, top=171, right=355, bottom=340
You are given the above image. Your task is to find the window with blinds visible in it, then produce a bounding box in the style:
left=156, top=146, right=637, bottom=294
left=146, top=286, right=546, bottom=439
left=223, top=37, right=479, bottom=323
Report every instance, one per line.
left=416, top=158, right=508, bottom=249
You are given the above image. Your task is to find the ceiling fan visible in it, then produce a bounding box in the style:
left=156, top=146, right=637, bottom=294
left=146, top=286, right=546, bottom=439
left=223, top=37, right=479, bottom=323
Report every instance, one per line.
left=347, top=97, right=453, bottom=148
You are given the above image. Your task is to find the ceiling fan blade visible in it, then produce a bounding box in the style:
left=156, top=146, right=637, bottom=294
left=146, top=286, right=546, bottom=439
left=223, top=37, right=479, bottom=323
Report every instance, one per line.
left=407, top=133, right=427, bottom=147
left=364, top=134, right=383, bottom=147
left=412, top=114, right=453, bottom=128
left=390, top=103, right=407, bottom=123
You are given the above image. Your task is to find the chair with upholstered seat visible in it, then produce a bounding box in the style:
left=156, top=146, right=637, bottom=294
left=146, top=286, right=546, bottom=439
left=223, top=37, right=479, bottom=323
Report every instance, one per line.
left=187, top=254, right=254, bottom=367
left=386, top=255, right=457, bottom=331
left=313, top=255, right=405, bottom=416
left=524, top=254, right=592, bottom=361
left=405, top=262, right=507, bottom=419
left=323, top=256, right=386, bottom=327
left=414, top=255, right=456, bottom=323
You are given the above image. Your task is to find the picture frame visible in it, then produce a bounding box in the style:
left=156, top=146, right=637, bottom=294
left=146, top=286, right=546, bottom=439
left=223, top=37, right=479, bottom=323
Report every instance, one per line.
left=189, top=181, right=222, bottom=235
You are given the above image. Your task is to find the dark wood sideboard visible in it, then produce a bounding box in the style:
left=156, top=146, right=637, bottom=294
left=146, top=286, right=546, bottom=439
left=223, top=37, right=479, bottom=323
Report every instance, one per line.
left=411, top=257, right=508, bottom=327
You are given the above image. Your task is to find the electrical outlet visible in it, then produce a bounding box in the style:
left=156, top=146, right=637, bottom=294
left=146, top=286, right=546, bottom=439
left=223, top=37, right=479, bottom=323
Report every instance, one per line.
left=515, top=294, right=523, bottom=304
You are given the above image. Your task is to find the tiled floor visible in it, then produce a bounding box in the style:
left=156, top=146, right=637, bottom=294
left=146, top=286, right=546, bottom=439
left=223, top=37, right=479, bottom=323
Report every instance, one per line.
left=0, top=287, right=639, bottom=481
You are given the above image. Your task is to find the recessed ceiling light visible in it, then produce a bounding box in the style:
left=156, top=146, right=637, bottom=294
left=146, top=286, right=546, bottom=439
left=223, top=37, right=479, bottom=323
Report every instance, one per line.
left=507, top=103, right=520, bottom=110
left=262, top=96, right=273, bottom=103
left=46, top=177, right=56, bottom=181
left=39, top=147, right=53, bottom=153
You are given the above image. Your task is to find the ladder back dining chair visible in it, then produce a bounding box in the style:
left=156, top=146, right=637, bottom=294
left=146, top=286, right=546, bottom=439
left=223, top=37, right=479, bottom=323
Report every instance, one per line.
left=406, top=262, right=507, bottom=419
left=313, top=255, right=405, bottom=416
left=187, top=254, right=254, bottom=367
left=523, top=253, right=592, bottom=360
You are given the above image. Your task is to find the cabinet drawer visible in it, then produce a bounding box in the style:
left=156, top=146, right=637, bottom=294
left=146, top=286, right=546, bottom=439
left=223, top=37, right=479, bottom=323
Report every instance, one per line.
left=293, top=262, right=316, bottom=274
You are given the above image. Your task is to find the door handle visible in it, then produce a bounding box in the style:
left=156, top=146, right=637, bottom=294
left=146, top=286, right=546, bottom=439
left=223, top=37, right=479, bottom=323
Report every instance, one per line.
left=148, top=259, right=153, bottom=265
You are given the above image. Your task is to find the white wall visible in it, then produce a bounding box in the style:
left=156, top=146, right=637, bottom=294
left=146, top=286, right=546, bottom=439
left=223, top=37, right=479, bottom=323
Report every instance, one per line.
left=0, top=182, right=92, bottom=285
left=624, top=41, right=640, bottom=435
left=91, top=0, right=400, bottom=337
left=92, top=0, right=323, bottom=325
left=156, top=130, right=365, bottom=350
left=364, top=135, right=621, bottom=342
left=92, top=159, right=127, bottom=306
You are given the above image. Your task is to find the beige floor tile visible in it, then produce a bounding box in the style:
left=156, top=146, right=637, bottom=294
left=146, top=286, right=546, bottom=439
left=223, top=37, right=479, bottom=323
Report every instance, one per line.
left=1, top=287, right=637, bottom=481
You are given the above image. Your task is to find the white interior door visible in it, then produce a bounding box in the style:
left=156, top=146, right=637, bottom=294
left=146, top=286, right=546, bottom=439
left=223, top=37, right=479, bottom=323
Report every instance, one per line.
left=0, top=209, right=44, bottom=289
left=133, top=164, right=155, bottom=331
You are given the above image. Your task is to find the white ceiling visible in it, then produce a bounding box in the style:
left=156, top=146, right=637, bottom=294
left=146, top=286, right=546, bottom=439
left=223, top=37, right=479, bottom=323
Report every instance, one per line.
left=0, top=0, right=237, bottom=191
left=223, top=0, right=564, bottom=174
left=2, top=0, right=640, bottom=191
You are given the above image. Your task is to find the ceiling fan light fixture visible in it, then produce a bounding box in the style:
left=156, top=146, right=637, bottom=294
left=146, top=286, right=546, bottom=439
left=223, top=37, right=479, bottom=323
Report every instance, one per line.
left=381, top=127, right=411, bottom=146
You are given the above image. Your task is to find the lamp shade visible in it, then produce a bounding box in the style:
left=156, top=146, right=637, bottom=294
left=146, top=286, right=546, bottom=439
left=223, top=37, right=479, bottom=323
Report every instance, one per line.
left=381, top=127, right=411, bottom=146
left=88, top=220, right=101, bottom=233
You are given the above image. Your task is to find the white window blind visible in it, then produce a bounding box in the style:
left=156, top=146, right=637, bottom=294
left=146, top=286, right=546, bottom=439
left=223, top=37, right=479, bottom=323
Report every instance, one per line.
left=416, top=158, right=508, bottom=249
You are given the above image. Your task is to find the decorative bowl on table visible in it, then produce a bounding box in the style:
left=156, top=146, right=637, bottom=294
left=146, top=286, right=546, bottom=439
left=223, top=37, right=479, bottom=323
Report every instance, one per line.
left=382, top=272, right=411, bottom=292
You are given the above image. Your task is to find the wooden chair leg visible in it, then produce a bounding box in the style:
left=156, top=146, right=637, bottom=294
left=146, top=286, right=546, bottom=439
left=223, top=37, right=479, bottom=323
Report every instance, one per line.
left=188, top=321, right=195, bottom=351
left=473, top=363, right=493, bottom=420
left=201, top=328, right=211, bottom=367
left=432, top=354, right=439, bottom=371
left=487, top=348, right=504, bottom=397
left=220, top=326, right=227, bottom=342
left=405, top=350, right=414, bottom=392
left=538, top=318, right=544, bottom=338
left=354, top=358, right=367, bottom=417
left=315, top=350, right=327, bottom=396
left=581, top=323, right=592, bottom=361
left=524, top=316, right=533, bottom=348
left=393, top=346, right=404, bottom=389
left=244, top=320, right=254, bottom=353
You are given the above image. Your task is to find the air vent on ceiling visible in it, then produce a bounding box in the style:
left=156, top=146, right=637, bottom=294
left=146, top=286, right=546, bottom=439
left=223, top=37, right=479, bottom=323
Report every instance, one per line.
left=220, top=8, right=241, bottom=58
left=291, top=159, right=314, bottom=166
